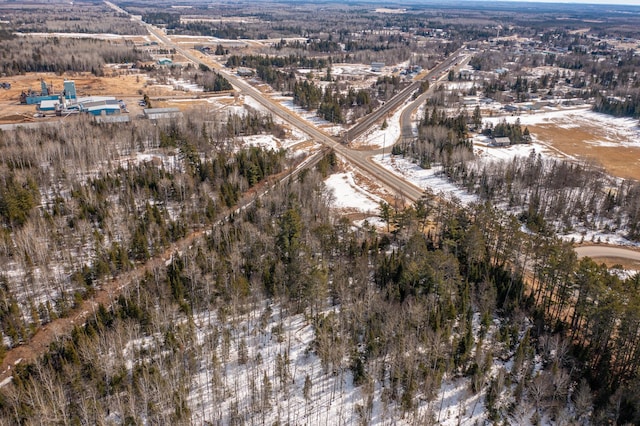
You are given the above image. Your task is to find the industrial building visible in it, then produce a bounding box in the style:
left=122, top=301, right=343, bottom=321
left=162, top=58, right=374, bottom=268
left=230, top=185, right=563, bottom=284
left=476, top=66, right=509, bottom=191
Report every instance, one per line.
left=29, top=80, right=128, bottom=117
left=94, top=114, right=131, bottom=124
left=371, top=62, right=386, bottom=72
left=21, top=79, right=78, bottom=105
left=81, top=99, right=123, bottom=116
left=38, top=99, right=61, bottom=112
left=63, top=80, right=77, bottom=100
left=143, top=107, right=182, bottom=120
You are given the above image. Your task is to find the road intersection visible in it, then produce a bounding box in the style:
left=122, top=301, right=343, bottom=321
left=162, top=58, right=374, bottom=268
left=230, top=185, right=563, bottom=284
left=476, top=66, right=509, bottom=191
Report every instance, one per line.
left=106, top=1, right=640, bottom=263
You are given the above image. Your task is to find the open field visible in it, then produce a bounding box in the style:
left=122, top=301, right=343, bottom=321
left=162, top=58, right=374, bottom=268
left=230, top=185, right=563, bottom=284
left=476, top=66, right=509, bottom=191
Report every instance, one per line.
left=528, top=124, right=640, bottom=180
left=485, top=108, right=640, bottom=180
left=0, top=72, right=146, bottom=101
left=0, top=69, right=219, bottom=120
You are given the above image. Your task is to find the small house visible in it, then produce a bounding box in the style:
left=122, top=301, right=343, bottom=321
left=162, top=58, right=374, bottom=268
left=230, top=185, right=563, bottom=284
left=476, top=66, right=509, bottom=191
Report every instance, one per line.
left=492, top=137, right=511, bottom=147
left=371, top=62, right=385, bottom=72
left=237, top=67, right=254, bottom=77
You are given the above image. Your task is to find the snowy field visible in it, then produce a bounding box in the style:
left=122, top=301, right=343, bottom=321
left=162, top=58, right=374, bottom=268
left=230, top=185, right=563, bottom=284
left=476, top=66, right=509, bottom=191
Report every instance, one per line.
left=168, top=78, right=204, bottom=92
left=375, top=154, right=479, bottom=206
left=473, top=134, right=555, bottom=161
left=483, top=106, right=640, bottom=149
left=352, top=101, right=406, bottom=149
left=185, top=305, right=418, bottom=425
left=178, top=304, right=520, bottom=426
left=325, top=172, right=383, bottom=212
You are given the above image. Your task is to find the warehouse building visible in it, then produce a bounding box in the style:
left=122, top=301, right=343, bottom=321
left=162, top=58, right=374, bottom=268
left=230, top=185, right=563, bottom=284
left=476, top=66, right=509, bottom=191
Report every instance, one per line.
left=143, top=107, right=182, bottom=120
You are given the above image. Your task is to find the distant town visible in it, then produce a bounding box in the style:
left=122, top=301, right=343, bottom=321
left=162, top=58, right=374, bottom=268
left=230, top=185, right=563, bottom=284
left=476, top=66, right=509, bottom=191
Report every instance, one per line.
left=0, top=0, right=639, bottom=424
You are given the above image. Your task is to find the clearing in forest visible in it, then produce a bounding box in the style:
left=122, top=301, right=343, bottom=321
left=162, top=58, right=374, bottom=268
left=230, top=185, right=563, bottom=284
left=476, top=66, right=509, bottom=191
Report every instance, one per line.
left=486, top=108, right=640, bottom=180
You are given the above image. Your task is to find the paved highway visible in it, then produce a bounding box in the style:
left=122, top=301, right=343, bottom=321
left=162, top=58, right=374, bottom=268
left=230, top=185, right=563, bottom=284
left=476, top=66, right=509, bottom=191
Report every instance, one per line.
left=345, top=49, right=467, bottom=144
left=107, top=1, right=466, bottom=203
left=398, top=55, right=471, bottom=147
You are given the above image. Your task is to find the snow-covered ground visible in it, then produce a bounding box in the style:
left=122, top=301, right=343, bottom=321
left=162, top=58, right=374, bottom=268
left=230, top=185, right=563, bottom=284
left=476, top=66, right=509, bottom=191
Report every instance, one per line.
left=325, top=172, right=383, bottom=212
left=276, top=97, right=344, bottom=136
left=483, top=106, right=640, bottom=149
left=168, top=78, right=204, bottom=92
left=243, top=95, right=317, bottom=147
left=179, top=95, right=316, bottom=153
left=442, top=81, right=477, bottom=91
left=352, top=101, right=406, bottom=149
left=374, top=155, right=479, bottom=206
left=185, top=306, right=413, bottom=425
left=178, top=305, right=526, bottom=426
left=473, top=134, right=558, bottom=161
left=323, top=100, right=640, bottom=247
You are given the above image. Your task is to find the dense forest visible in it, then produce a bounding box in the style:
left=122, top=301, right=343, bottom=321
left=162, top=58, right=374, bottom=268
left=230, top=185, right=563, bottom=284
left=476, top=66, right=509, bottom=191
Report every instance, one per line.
left=1, top=2, right=147, bottom=35
left=0, top=103, right=637, bottom=424
left=393, top=104, right=474, bottom=169
left=1, top=1, right=640, bottom=423
left=1, top=149, right=639, bottom=423
left=292, top=79, right=378, bottom=124
left=145, top=63, right=233, bottom=93
left=0, top=109, right=287, bottom=352
left=446, top=151, right=640, bottom=243
left=0, top=36, right=150, bottom=76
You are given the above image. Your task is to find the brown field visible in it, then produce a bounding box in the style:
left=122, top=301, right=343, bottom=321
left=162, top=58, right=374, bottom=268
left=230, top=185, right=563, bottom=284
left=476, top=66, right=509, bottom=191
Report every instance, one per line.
left=0, top=70, right=201, bottom=119
left=0, top=72, right=147, bottom=101
left=528, top=123, right=640, bottom=181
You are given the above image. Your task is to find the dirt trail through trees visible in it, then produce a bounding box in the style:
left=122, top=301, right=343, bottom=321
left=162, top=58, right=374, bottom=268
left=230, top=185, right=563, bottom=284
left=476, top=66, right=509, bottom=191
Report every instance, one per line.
left=0, top=226, right=208, bottom=385
left=0, top=167, right=290, bottom=385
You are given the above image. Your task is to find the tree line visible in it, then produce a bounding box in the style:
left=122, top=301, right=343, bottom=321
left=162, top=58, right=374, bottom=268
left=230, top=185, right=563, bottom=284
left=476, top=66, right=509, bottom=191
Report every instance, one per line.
left=446, top=150, right=640, bottom=242
left=0, top=36, right=150, bottom=76
left=226, top=54, right=330, bottom=71
left=3, top=1, right=147, bottom=35
left=394, top=104, right=474, bottom=170
left=1, top=162, right=639, bottom=423
left=0, top=108, right=288, bottom=351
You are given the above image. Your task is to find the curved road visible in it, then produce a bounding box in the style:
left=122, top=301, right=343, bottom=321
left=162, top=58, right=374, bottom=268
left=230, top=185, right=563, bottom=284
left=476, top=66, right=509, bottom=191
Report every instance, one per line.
left=345, top=50, right=466, bottom=144
left=575, top=245, right=640, bottom=262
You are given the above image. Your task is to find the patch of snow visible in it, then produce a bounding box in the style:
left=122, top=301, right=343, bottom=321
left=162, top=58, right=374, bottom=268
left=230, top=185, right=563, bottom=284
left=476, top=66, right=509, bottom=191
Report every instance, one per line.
left=325, top=172, right=383, bottom=212
left=353, top=101, right=404, bottom=149
left=168, top=78, right=204, bottom=92
left=241, top=134, right=281, bottom=150
left=242, top=95, right=315, bottom=143
left=444, top=81, right=477, bottom=91
left=278, top=98, right=340, bottom=131
left=374, top=155, right=479, bottom=205
left=483, top=107, right=640, bottom=149
left=186, top=306, right=385, bottom=425
left=354, top=217, right=386, bottom=230
left=472, top=135, right=559, bottom=161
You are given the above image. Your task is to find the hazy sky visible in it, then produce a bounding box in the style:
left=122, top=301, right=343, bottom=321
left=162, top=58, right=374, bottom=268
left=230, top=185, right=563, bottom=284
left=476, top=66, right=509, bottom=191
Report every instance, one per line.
left=489, top=0, right=640, bottom=4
